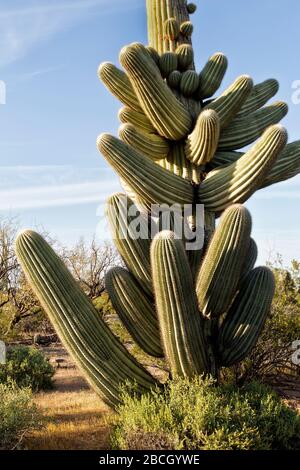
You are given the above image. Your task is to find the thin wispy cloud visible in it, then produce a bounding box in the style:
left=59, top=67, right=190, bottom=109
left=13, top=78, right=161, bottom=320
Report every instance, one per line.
left=17, top=65, right=64, bottom=82
left=0, top=0, right=140, bottom=67
left=0, top=165, right=120, bottom=210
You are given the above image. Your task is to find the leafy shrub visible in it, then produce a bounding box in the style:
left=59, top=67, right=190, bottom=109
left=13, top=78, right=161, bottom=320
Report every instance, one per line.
left=0, top=346, right=54, bottom=391
left=0, top=382, right=41, bottom=449
left=112, top=377, right=300, bottom=450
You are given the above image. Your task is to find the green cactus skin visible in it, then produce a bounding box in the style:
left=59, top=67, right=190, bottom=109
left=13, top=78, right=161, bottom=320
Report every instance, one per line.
left=146, top=0, right=192, bottom=54
left=180, top=21, right=194, bottom=38
left=218, top=267, right=275, bottom=367
left=261, top=141, right=300, bottom=188
left=196, top=205, right=252, bottom=319
left=218, top=101, right=288, bottom=150
left=98, top=133, right=194, bottom=207
left=15, top=230, right=157, bottom=408
left=197, top=53, right=228, bottom=100
left=146, top=45, right=160, bottom=64
left=237, top=79, right=279, bottom=117
left=159, top=52, right=178, bottom=77
left=151, top=231, right=208, bottom=377
left=185, top=109, right=220, bottom=165
left=164, top=18, right=180, bottom=41
left=98, top=62, right=141, bottom=112
left=187, top=3, right=197, bottom=14
left=105, top=267, right=163, bottom=358
left=176, top=43, right=194, bottom=70
left=119, top=123, right=170, bottom=160
left=120, top=42, right=193, bottom=140
left=105, top=193, right=152, bottom=296
left=209, top=150, right=243, bottom=169
left=168, top=70, right=182, bottom=88
left=118, top=106, right=155, bottom=134
left=180, top=70, right=199, bottom=97
left=158, top=140, right=201, bottom=184
left=211, top=142, right=300, bottom=190
left=198, top=125, right=288, bottom=212
left=205, top=75, right=253, bottom=129
left=240, top=238, right=258, bottom=281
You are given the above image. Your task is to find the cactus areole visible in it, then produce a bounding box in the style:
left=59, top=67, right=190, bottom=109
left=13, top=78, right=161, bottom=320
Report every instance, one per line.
left=16, top=1, right=300, bottom=408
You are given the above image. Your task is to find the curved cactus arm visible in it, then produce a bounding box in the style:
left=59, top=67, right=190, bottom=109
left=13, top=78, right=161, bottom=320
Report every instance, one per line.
left=218, top=101, right=288, bottom=151
left=98, top=133, right=194, bottom=207
left=119, top=107, right=155, bottom=134
left=197, top=52, right=228, bottom=100
left=15, top=231, right=157, bottom=408
left=119, top=42, right=193, bottom=140
left=218, top=267, right=275, bottom=367
left=105, top=267, right=163, bottom=358
left=196, top=205, right=252, bottom=319
left=119, top=123, right=170, bottom=161
left=205, top=75, right=253, bottom=129
left=261, top=140, right=300, bottom=188
left=198, top=125, right=288, bottom=213
left=106, top=193, right=152, bottom=296
left=151, top=231, right=208, bottom=377
left=185, top=110, right=220, bottom=166
left=98, top=62, right=141, bottom=112
left=237, top=79, right=279, bottom=117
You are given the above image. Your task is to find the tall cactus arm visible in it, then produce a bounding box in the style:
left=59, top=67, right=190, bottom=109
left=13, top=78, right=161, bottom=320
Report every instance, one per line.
left=98, top=133, right=194, bottom=207
left=185, top=110, right=220, bottom=166
left=119, top=123, right=170, bottom=161
left=261, top=140, right=300, bottom=188
left=98, top=62, right=141, bottom=112
left=237, top=79, right=279, bottom=117
left=146, top=0, right=193, bottom=54
left=197, top=52, right=228, bottom=100
left=151, top=231, right=208, bottom=377
left=105, top=267, right=163, bottom=358
left=15, top=231, right=157, bottom=408
left=210, top=142, right=300, bottom=190
left=218, top=267, right=275, bottom=367
left=218, top=101, right=288, bottom=151
left=106, top=193, right=152, bottom=296
left=119, top=42, right=193, bottom=140
left=196, top=205, right=252, bottom=319
left=198, top=125, right=288, bottom=213
left=205, top=75, right=253, bottom=129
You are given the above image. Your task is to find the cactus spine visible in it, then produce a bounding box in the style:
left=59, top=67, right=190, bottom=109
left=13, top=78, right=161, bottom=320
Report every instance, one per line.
left=15, top=1, right=300, bottom=408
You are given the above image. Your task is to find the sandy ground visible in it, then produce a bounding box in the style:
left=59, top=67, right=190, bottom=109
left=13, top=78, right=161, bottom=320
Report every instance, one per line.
left=24, top=345, right=113, bottom=450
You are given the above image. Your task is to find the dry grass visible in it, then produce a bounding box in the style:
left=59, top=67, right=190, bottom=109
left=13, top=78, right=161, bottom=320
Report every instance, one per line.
left=24, top=365, right=114, bottom=450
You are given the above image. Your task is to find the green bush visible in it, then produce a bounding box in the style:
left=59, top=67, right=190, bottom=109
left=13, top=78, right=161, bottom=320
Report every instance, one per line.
left=112, top=377, right=300, bottom=450
left=0, top=346, right=54, bottom=391
left=0, top=382, right=41, bottom=449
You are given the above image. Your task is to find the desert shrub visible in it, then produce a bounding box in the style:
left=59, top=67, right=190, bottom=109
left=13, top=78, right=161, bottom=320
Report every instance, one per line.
left=111, top=377, right=300, bottom=451
left=0, top=382, right=41, bottom=449
left=0, top=346, right=54, bottom=391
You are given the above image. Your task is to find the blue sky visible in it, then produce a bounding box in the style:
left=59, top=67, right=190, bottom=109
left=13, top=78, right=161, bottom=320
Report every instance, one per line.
left=0, top=0, right=300, bottom=265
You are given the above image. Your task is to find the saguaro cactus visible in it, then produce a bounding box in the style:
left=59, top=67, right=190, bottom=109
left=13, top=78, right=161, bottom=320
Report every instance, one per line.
left=15, top=1, right=300, bottom=407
